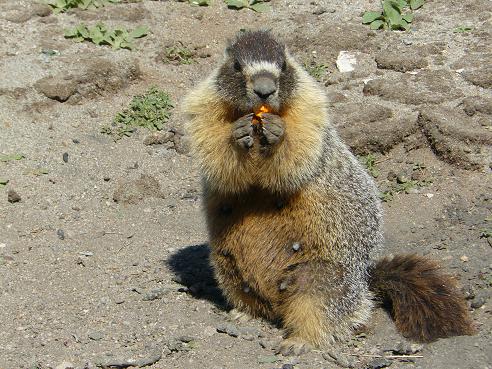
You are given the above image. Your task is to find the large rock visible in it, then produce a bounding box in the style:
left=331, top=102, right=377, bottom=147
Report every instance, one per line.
left=334, top=102, right=418, bottom=154
left=462, top=65, right=492, bottom=89
left=418, top=107, right=492, bottom=170
left=375, top=50, right=428, bottom=72
left=34, top=57, right=141, bottom=103
left=363, top=70, right=463, bottom=105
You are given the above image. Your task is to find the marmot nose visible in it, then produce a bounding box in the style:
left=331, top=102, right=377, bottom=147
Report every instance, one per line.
left=253, top=76, right=277, bottom=99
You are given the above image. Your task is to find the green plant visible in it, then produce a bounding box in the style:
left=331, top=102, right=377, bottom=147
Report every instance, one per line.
left=102, top=87, right=173, bottom=140
left=224, top=0, right=270, bottom=12
left=453, top=26, right=473, bottom=33
left=45, top=0, right=120, bottom=13
left=0, top=178, right=8, bottom=188
left=379, top=178, right=432, bottom=202
left=64, top=23, right=149, bottom=50
left=362, top=0, right=424, bottom=31
left=163, top=43, right=195, bottom=65
left=0, top=153, right=24, bottom=162
left=359, top=154, right=380, bottom=178
left=304, top=62, right=329, bottom=81
left=189, top=0, right=210, bottom=5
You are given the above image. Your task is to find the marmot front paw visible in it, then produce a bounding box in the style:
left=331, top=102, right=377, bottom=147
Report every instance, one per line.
left=232, top=113, right=254, bottom=149
left=260, top=113, right=285, bottom=146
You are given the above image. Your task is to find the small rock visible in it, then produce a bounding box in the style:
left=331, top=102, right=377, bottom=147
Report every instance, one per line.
left=143, top=131, right=173, bottom=146
left=336, top=51, right=357, bottom=73
left=471, top=292, right=488, bottom=309
left=470, top=297, right=485, bottom=309
left=173, top=135, right=191, bottom=155
left=375, top=51, right=428, bottom=72
left=313, top=7, right=327, bottom=15
left=88, top=331, right=104, bottom=341
left=178, top=335, right=194, bottom=343
left=62, top=152, right=69, bottom=163
left=366, top=357, right=392, bottom=368
left=387, top=171, right=397, bottom=181
left=7, top=189, right=21, bottom=203
left=32, top=3, right=52, bottom=17
left=282, top=364, right=295, bottom=369
left=167, top=339, right=192, bottom=352
left=462, top=285, right=476, bottom=300
left=216, top=323, right=240, bottom=337
left=55, top=362, right=74, bottom=369
left=142, top=287, right=171, bottom=301
left=238, top=326, right=261, bottom=341
left=391, top=341, right=423, bottom=355
left=34, top=76, right=77, bottom=102
left=396, top=174, right=409, bottom=184
left=57, top=229, right=65, bottom=240
left=103, top=176, right=111, bottom=182
left=460, top=255, right=469, bottom=262
left=410, top=170, right=425, bottom=181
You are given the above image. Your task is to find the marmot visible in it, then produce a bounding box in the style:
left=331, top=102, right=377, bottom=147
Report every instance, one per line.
left=183, top=30, right=475, bottom=355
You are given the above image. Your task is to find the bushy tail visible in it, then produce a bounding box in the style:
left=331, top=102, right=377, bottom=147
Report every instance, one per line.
left=369, top=254, right=476, bottom=342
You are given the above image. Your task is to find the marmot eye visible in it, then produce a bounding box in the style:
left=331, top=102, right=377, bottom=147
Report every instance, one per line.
left=233, top=60, right=241, bottom=72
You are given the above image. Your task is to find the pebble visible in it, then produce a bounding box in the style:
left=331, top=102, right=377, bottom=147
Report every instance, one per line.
left=62, top=152, right=69, bottom=163
left=216, top=323, right=240, bottom=337
left=178, top=335, right=194, bottom=343
left=366, top=357, right=392, bottom=368
left=292, top=242, right=301, bottom=251
left=239, top=326, right=260, bottom=337
left=387, top=171, right=397, bottom=181
left=96, top=351, right=161, bottom=368
left=142, top=287, right=171, bottom=301
left=167, top=339, right=192, bottom=352
left=7, top=189, right=21, bottom=203
left=390, top=341, right=423, bottom=355
left=396, top=174, right=409, bottom=184
left=88, top=331, right=104, bottom=341
left=57, top=229, right=65, bottom=240
left=471, top=294, right=487, bottom=309
left=460, top=255, right=469, bottom=262
left=312, top=7, right=327, bottom=15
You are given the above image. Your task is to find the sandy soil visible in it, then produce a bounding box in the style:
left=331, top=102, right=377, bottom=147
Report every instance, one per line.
left=0, top=0, right=491, bottom=368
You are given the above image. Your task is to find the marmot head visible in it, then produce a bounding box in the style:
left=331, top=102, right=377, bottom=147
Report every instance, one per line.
left=216, top=30, right=297, bottom=116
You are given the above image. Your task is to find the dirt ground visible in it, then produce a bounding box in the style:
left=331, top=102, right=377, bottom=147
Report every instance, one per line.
left=0, top=0, right=491, bottom=368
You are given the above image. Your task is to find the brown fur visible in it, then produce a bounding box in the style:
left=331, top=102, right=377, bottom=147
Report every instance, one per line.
left=183, top=31, right=475, bottom=353
left=370, top=254, right=476, bottom=342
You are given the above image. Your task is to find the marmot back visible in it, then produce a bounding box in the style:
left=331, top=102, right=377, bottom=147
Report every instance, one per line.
left=183, top=30, right=475, bottom=355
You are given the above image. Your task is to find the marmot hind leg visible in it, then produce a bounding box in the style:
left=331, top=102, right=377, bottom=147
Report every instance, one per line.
left=212, top=250, right=275, bottom=320
left=275, top=261, right=373, bottom=355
